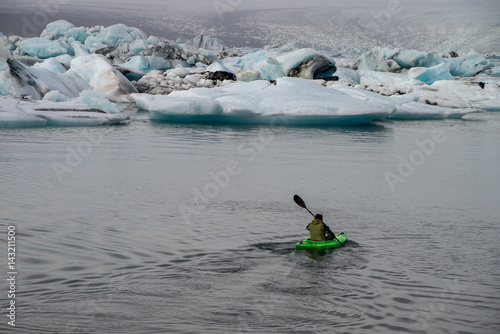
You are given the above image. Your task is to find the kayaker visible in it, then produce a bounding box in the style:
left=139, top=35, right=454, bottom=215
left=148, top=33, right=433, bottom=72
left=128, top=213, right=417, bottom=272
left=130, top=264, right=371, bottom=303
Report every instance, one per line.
left=306, top=214, right=335, bottom=241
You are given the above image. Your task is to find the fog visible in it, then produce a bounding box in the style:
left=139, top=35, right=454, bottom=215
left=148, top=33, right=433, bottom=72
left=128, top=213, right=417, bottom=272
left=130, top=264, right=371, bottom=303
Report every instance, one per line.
left=1, top=0, right=499, bottom=53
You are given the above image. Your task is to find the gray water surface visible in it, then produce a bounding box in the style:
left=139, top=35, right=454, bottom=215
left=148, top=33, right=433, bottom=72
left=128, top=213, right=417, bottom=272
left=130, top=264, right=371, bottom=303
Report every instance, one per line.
left=1, top=113, right=499, bottom=333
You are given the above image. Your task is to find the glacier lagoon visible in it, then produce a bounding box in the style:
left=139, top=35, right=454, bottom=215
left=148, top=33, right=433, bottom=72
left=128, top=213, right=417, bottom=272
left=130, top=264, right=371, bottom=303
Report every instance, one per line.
left=0, top=2, right=499, bottom=332
left=1, top=114, right=500, bottom=333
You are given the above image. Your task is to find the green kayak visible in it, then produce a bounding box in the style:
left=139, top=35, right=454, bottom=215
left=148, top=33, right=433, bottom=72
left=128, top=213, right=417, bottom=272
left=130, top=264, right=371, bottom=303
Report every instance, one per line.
left=295, top=233, right=347, bottom=250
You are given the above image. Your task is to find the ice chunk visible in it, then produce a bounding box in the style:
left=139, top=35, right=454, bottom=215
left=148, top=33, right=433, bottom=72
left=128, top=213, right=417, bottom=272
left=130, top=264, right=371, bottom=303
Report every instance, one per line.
left=359, top=70, right=411, bottom=86
left=43, top=90, right=70, bottom=102
left=408, top=63, right=454, bottom=85
left=97, top=24, right=148, bottom=47
left=66, top=54, right=138, bottom=102
left=17, top=38, right=68, bottom=59
left=132, top=77, right=394, bottom=125
left=65, top=27, right=88, bottom=44
left=77, top=90, right=123, bottom=113
left=391, top=101, right=479, bottom=119
left=333, top=68, right=360, bottom=85
left=123, top=56, right=172, bottom=74
left=41, top=20, right=75, bottom=39
left=84, top=36, right=108, bottom=52
left=0, top=96, right=129, bottom=128
left=446, top=51, right=492, bottom=77
left=271, top=48, right=336, bottom=80
left=392, top=49, right=440, bottom=69
left=166, top=65, right=191, bottom=78
left=352, top=49, right=401, bottom=72
left=33, top=58, right=67, bottom=74
left=409, top=80, right=500, bottom=111
left=0, top=97, right=47, bottom=128
left=128, top=39, right=148, bottom=56
left=71, top=41, right=90, bottom=57
left=235, top=70, right=262, bottom=82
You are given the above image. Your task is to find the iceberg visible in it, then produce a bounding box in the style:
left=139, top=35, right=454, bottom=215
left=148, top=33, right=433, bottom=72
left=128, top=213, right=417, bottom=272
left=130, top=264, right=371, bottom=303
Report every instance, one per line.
left=332, top=85, right=479, bottom=119
left=352, top=49, right=401, bottom=72
left=408, top=63, right=454, bottom=85
left=122, top=56, right=172, bottom=75
left=97, top=24, right=148, bottom=47
left=446, top=51, right=492, bottom=77
left=65, top=54, right=138, bottom=101
left=208, top=48, right=336, bottom=81
left=0, top=96, right=129, bottom=128
left=41, top=20, right=75, bottom=39
left=132, top=77, right=394, bottom=125
left=17, top=37, right=68, bottom=59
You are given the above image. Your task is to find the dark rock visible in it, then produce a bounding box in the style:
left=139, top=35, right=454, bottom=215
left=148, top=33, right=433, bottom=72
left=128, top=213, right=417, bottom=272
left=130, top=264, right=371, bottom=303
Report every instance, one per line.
left=205, top=71, right=237, bottom=81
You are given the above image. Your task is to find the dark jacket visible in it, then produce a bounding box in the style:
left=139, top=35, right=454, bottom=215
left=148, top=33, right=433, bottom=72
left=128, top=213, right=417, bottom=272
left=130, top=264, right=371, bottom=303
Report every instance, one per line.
left=307, top=219, right=334, bottom=241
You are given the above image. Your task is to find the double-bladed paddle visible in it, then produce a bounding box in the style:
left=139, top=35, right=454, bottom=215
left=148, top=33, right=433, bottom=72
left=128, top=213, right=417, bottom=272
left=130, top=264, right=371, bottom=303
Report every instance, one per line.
left=293, top=194, right=345, bottom=247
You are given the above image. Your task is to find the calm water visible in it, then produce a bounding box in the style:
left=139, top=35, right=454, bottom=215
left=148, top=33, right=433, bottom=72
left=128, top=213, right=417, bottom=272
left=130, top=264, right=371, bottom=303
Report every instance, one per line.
left=1, top=111, right=499, bottom=333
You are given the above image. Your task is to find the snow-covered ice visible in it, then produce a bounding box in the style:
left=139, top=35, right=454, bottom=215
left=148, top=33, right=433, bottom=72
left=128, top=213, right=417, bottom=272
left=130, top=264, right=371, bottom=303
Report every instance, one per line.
left=0, top=19, right=499, bottom=128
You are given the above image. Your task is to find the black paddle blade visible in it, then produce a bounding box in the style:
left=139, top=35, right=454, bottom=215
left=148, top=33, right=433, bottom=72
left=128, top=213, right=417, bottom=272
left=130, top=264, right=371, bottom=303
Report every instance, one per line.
left=293, top=194, right=307, bottom=209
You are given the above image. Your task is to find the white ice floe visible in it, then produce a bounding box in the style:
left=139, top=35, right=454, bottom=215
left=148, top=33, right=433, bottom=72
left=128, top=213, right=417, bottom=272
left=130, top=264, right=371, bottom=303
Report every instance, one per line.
left=0, top=96, right=129, bottom=128
left=331, top=85, right=479, bottom=120
left=132, top=77, right=393, bottom=125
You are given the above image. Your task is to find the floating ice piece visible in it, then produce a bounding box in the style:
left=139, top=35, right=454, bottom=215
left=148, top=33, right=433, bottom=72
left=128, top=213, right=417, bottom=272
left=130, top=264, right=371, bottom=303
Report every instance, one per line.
left=409, top=80, right=500, bottom=111
left=235, top=70, right=262, bottom=82
left=0, top=96, right=129, bottom=128
left=43, top=90, right=70, bottom=102
left=359, top=70, right=412, bottom=86
left=332, top=85, right=478, bottom=120
left=390, top=101, right=479, bottom=120
left=408, top=63, right=454, bottom=85
left=166, top=65, right=191, bottom=78
left=0, top=97, right=47, bottom=128
left=132, top=77, right=393, bottom=125
left=65, top=27, right=88, bottom=43
left=446, top=51, right=492, bottom=77
left=77, top=90, right=123, bottom=113
left=392, top=49, right=440, bottom=69
left=352, top=49, right=401, bottom=72
left=33, top=57, right=67, bottom=74
left=41, top=20, right=75, bottom=39
left=66, top=54, right=138, bottom=102
left=123, top=56, right=172, bottom=75
left=97, top=24, right=148, bottom=47
left=71, top=41, right=90, bottom=57
left=17, top=37, right=68, bottom=59
left=129, top=39, right=148, bottom=56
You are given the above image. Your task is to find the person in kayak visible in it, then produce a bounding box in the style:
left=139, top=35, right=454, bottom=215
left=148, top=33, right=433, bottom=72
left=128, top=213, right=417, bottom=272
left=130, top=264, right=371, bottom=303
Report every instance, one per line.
left=306, top=214, right=335, bottom=241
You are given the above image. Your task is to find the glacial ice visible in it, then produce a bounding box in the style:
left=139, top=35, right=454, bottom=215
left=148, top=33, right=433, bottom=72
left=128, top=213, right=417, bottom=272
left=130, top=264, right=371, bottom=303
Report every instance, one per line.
left=208, top=48, right=336, bottom=81
left=1, top=19, right=499, bottom=128
left=97, top=24, right=148, bottom=47
left=0, top=96, right=129, bottom=128
left=132, top=78, right=394, bottom=125
left=41, top=20, right=75, bottom=39
left=17, top=38, right=68, bottom=59
left=408, top=64, right=454, bottom=85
